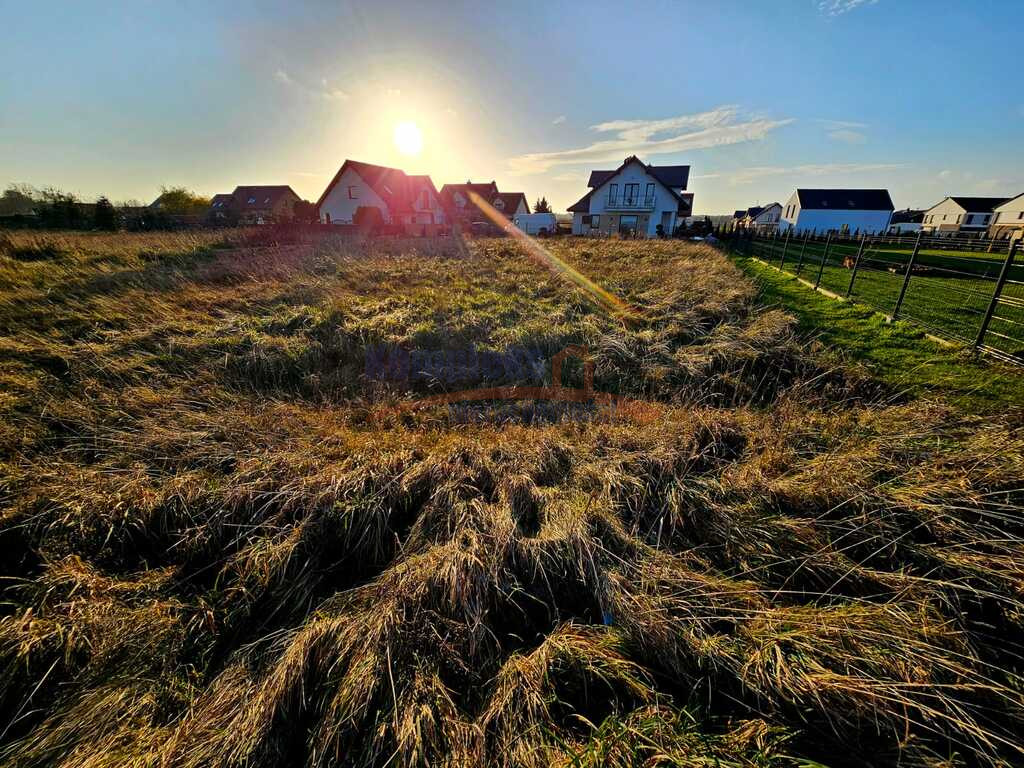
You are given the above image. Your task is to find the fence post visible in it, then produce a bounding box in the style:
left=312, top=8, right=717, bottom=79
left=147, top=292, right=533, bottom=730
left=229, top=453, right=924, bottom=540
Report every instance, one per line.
left=814, top=232, right=833, bottom=289
left=974, top=240, right=1018, bottom=349
left=778, top=229, right=792, bottom=269
left=795, top=231, right=810, bottom=275
left=892, top=231, right=923, bottom=320
left=846, top=233, right=868, bottom=297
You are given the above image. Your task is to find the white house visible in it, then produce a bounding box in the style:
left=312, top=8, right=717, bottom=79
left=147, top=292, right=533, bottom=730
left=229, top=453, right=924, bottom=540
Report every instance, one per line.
left=317, top=159, right=446, bottom=231
left=738, top=203, right=782, bottom=233
left=989, top=193, right=1024, bottom=239
left=779, top=189, right=894, bottom=235
left=921, top=197, right=1008, bottom=236
left=887, top=209, right=924, bottom=235
left=568, top=155, right=692, bottom=238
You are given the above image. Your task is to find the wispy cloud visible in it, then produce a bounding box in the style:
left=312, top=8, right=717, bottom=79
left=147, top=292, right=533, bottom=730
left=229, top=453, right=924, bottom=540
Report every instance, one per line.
left=819, top=0, right=879, bottom=16
left=274, top=69, right=349, bottom=101
left=816, top=119, right=868, bottom=144
left=729, top=162, right=903, bottom=185
left=552, top=115, right=567, bottom=125
left=508, top=106, right=793, bottom=175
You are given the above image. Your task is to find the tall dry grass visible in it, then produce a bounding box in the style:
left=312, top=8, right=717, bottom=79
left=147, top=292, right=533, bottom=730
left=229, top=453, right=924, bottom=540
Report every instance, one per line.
left=0, top=230, right=1022, bottom=766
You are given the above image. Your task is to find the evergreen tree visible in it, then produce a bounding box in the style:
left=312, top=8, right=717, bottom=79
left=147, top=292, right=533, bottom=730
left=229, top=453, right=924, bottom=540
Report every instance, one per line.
left=94, top=197, right=118, bottom=230
left=534, top=196, right=551, bottom=213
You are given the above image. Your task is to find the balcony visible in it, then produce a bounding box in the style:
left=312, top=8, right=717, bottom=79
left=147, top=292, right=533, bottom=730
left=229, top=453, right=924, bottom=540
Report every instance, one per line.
left=604, top=195, right=656, bottom=211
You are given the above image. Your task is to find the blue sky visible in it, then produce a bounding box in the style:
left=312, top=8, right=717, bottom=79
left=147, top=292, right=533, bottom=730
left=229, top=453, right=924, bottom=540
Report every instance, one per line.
left=1, top=0, right=1021, bottom=213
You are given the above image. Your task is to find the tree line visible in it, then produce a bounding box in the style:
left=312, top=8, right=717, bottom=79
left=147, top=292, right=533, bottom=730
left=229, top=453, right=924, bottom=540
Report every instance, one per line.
left=0, top=184, right=210, bottom=230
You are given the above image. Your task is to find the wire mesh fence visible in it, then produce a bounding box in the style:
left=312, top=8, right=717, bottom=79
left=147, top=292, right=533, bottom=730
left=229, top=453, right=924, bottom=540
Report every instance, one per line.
left=732, top=229, right=1023, bottom=365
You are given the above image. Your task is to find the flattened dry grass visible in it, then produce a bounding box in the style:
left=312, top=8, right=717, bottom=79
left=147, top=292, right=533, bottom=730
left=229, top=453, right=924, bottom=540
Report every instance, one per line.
left=0, top=230, right=1022, bottom=767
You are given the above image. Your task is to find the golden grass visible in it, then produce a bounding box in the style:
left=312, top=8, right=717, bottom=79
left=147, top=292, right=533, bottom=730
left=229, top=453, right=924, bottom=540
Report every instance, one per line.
left=0, top=230, right=1022, bottom=766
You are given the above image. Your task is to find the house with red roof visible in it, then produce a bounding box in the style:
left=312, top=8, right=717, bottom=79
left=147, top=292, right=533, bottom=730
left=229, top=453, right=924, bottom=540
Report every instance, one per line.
left=316, top=160, right=446, bottom=232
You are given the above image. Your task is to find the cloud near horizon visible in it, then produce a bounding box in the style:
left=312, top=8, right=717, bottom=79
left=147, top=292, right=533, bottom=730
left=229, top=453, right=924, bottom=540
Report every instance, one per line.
left=729, top=162, right=904, bottom=185
left=508, top=106, right=794, bottom=175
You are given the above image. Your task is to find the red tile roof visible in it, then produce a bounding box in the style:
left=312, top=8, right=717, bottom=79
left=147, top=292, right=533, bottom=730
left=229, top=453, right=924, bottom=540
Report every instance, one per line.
left=316, top=160, right=439, bottom=215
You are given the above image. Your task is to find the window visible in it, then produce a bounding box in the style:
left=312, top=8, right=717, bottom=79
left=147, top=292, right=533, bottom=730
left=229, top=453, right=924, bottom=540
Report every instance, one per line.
left=264, top=197, right=271, bottom=204
left=589, top=214, right=600, bottom=228
left=966, top=214, right=975, bottom=225
left=347, top=186, right=360, bottom=199
left=494, top=198, right=505, bottom=210
left=623, top=184, right=640, bottom=204
left=1019, top=211, right=1024, bottom=220
left=982, top=215, right=990, bottom=223
left=644, top=182, right=655, bottom=202
left=608, top=183, right=618, bottom=202
left=247, top=197, right=256, bottom=204
left=618, top=215, right=639, bottom=236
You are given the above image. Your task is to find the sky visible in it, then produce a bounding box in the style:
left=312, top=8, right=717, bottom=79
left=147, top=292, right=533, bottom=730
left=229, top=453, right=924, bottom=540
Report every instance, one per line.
left=1, top=0, right=1021, bottom=214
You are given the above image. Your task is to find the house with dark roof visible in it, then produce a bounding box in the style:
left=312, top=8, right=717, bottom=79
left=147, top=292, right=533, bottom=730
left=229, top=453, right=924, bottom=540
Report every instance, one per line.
left=439, top=181, right=500, bottom=227
left=989, top=193, right=1024, bottom=240
left=736, top=203, right=782, bottom=233
left=780, top=189, right=894, bottom=235
left=887, top=209, right=925, bottom=235
left=567, top=156, right=692, bottom=238
left=491, top=192, right=529, bottom=219
left=316, top=160, right=446, bottom=232
left=206, top=186, right=301, bottom=225
left=921, top=196, right=1010, bottom=236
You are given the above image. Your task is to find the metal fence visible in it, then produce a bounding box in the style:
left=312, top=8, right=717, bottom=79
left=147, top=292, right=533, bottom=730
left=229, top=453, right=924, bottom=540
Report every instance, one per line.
left=731, top=230, right=1023, bottom=364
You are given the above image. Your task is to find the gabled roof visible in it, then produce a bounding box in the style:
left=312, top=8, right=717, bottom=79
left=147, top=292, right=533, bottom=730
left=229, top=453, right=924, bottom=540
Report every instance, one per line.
left=209, top=193, right=233, bottom=210
left=232, top=185, right=299, bottom=211
left=316, top=160, right=438, bottom=214
left=568, top=156, right=692, bottom=213
left=795, top=189, right=894, bottom=211
left=733, top=210, right=746, bottom=219
left=492, top=192, right=529, bottom=214
left=945, top=196, right=1010, bottom=213
left=587, top=163, right=689, bottom=190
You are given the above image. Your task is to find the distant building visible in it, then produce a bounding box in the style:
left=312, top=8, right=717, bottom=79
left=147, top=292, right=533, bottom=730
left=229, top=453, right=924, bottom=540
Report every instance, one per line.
left=491, top=192, right=529, bottom=219
left=887, top=209, right=925, bottom=234
left=921, top=196, right=1008, bottom=236
left=989, top=193, right=1024, bottom=240
left=779, top=189, right=894, bottom=235
left=736, top=203, right=782, bottom=233
left=567, top=155, right=692, bottom=238
left=206, top=186, right=301, bottom=225
left=316, top=160, right=446, bottom=232
left=439, top=182, right=500, bottom=227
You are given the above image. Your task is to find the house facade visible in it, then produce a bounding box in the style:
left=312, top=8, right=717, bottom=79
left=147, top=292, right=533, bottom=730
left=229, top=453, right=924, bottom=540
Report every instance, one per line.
left=439, top=182, right=500, bottom=228
left=568, top=156, right=691, bottom=238
left=737, top=203, right=782, bottom=233
left=317, top=160, right=446, bottom=231
left=989, top=193, right=1024, bottom=240
left=779, top=189, right=894, bottom=235
left=921, top=197, right=1008, bottom=236
left=206, top=186, right=301, bottom=225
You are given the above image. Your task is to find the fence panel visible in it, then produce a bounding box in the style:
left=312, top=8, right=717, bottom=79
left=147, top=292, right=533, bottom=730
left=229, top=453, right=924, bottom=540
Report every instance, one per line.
left=733, top=229, right=1023, bottom=364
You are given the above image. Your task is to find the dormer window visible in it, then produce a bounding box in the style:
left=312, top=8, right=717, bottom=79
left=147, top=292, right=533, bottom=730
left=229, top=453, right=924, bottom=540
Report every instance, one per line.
left=494, top=198, right=505, bottom=210
left=247, top=197, right=256, bottom=204
left=264, top=197, right=271, bottom=204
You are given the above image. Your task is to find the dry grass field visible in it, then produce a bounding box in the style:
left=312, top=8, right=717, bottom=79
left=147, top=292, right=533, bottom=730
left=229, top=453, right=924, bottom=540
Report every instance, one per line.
left=1, top=229, right=1023, bottom=767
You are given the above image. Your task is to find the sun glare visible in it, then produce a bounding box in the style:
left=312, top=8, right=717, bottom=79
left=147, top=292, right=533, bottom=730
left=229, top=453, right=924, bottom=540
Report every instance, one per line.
left=393, top=121, right=423, bottom=156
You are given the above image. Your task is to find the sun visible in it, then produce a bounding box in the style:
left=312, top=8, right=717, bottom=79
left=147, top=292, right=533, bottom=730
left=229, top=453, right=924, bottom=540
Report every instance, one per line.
left=393, top=121, right=423, bottom=156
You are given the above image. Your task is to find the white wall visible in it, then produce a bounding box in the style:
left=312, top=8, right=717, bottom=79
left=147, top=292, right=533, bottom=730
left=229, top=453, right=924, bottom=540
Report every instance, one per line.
left=586, top=160, right=679, bottom=237
left=783, top=208, right=891, bottom=234
left=779, top=191, right=801, bottom=231
left=319, top=167, right=390, bottom=224
left=993, top=195, right=1024, bottom=228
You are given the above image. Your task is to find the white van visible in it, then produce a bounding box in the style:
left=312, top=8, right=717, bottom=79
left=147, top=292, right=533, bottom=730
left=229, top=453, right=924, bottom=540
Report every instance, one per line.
left=513, top=213, right=557, bottom=236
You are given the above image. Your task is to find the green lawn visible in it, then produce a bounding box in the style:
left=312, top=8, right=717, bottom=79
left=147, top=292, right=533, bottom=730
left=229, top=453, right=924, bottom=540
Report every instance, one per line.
left=732, top=254, right=1024, bottom=413
left=744, top=238, right=1024, bottom=359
